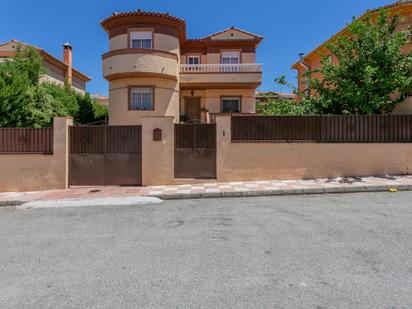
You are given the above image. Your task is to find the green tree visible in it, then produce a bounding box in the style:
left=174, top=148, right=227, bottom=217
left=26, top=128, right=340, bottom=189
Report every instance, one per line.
left=257, top=75, right=317, bottom=116
left=40, top=83, right=78, bottom=117
left=91, top=101, right=108, bottom=124
left=309, top=9, right=412, bottom=114
left=75, top=94, right=108, bottom=125
left=0, top=46, right=54, bottom=127
left=0, top=45, right=108, bottom=127
left=257, top=98, right=317, bottom=115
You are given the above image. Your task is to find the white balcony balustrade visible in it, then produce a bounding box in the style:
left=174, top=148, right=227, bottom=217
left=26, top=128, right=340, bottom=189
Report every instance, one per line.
left=180, top=64, right=263, bottom=73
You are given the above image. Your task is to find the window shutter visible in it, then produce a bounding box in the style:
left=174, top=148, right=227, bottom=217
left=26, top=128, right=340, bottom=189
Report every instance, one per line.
left=221, top=51, right=240, bottom=58
left=130, top=31, right=152, bottom=40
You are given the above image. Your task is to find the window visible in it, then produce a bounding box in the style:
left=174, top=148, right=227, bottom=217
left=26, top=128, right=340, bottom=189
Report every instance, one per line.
left=221, top=51, right=240, bottom=64
left=130, top=31, right=153, bottom=49
left=129, top=87, right=154, bottom=110
left=221, top=97, right=241, bottom=113
left=187, top=55, right=200, bottom=65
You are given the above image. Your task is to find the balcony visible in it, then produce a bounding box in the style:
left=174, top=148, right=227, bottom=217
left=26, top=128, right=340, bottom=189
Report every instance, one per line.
left=180, top=64, right=262, bottom=73
left=102, top=49, right=179, bottom=81
left=179, top=64, right=262, bottom=89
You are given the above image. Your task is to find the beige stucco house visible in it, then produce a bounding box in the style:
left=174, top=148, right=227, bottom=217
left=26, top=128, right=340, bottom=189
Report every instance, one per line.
left=0, top=40, right=91, bottom=94
left=101, top=10, right=263, bottom=124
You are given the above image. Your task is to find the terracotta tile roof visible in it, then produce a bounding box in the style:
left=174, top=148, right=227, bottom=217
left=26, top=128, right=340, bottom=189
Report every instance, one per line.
left=200, top=26, right=263, bottom=41
left=366, top=0, right=412, bottom=13
left=183, top=27, right=263, bottom=47
left=185, top=39, right=203, bottom=43
left=256, top=91, right=296, bottom=100
left=100, top=10, right=186, bottom=26
left=101, top=11, right=262, bottom=46
left=292, top=0, right=412, bottom=69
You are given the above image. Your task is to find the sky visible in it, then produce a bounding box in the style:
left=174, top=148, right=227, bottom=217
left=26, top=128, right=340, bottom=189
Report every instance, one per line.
left=0, top=0, right=396, bottom=96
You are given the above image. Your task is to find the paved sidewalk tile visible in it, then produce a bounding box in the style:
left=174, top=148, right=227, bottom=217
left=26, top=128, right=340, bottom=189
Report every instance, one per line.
left=1, top=175, right=412, bottom=205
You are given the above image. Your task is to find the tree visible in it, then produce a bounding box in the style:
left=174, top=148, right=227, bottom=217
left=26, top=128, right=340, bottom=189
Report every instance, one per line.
left=256, top=75, right=318, bottom=115
left=0, top=46, right=54, bottom=127
left=257, top=97, right=317, bottom=115
left=91, top=100, right=108, bottom=124
left=75, top=94, right=108, bottom=125
left=0, top=45, right=108, bottom=127
left=308, top=9, right=412, bottom=114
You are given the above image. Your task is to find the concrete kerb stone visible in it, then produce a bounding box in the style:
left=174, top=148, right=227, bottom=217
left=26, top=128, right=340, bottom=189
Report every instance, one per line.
left=148, top=183, right=412, bottom=200
left=2, top=179, right=412, bottom=204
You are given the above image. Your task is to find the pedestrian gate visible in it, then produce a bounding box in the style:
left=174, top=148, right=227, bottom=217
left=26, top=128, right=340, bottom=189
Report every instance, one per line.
left=174, top=123, right=216, bottom=179
left=69, top=126, right=142, bottom=186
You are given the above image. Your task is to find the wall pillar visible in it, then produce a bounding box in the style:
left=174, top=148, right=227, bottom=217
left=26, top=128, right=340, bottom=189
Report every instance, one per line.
left=142, top=116, right=175, bottom=185
left=52, top=117, right=73, bottom=189
left=215, top=115, right=231, bottom=181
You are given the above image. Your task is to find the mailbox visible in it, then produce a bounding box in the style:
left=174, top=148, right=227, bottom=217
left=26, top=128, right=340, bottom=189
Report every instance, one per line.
left=153, top=128, right=162, bottom=141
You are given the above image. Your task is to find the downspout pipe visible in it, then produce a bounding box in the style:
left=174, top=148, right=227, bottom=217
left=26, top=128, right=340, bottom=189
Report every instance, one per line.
left=298, top=53, right=311, bottom=95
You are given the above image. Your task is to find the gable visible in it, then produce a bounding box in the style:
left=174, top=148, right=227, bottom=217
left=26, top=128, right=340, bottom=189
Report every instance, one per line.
left=0, top=41, right=22, bottom=52
left=210, top=29, right=256, bottom=41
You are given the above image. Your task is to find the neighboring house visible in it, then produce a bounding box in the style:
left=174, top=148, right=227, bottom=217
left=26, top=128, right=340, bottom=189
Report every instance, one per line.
left=0, top=40, right=91, bottom=94
left=256, top=91, right=296, bottom=104
left=291, top=1, right=412, bottom=114
left=91, top=94, right=109, bottom=106
left=101, top=10, right=263, bottom=124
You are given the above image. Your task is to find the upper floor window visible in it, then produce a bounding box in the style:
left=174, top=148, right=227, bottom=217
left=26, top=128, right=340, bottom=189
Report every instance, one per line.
left=130, top=31, right=153, bottom=49
left=221, top=97, right=241, bottom=113
left=129, top=87, right=154, bottom=111
left=221, top=51, right=240, bottom=64
left=187, top=55, right=200, bottom=65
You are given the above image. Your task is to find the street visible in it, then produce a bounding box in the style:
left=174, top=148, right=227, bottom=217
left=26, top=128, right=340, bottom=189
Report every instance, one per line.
left=1, top=192, right=412, bottom=308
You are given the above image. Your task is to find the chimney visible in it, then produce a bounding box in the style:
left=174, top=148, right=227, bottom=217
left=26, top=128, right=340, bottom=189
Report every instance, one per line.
left=298, top=53, right=305, bottom=63
left=63, top=43, right=73, bottom=86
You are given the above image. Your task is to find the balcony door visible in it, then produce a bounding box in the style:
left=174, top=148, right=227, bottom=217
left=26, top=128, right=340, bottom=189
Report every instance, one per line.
left=221, top=51, right=240, bottom=72
left=221, top=51, right=240, bottom=64
left=185, top=97, right=201, bottom=121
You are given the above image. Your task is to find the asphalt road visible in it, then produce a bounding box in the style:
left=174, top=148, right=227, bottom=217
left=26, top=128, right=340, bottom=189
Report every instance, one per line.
left=1, top=192, right=412, bottom=309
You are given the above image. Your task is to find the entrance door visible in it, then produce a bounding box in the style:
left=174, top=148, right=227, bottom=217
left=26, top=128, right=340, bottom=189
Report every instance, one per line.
left=174, top=123, right=216, bottom=179
left=69, top=126, right=142, bottom=186
left=185, top=97, right=201, bottom=121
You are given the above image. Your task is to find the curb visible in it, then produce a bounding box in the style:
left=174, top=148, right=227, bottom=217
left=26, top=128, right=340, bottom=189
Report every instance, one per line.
left=148, top=184, right=412, bottom=200
left=0, top=200, right=25, bottom=207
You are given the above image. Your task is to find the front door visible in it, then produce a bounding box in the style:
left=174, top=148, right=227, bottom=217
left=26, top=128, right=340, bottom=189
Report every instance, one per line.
left=185, top=97, right=201, bottom=121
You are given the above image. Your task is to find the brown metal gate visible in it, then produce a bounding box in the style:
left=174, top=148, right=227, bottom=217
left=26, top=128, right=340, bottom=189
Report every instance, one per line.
left=69, top=126, right=142, bottom=186
left=175, top=123, right=216, bottom=179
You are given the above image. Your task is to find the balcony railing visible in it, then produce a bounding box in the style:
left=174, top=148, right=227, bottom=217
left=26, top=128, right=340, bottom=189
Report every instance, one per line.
left=180, top=64, right=263, bottom=73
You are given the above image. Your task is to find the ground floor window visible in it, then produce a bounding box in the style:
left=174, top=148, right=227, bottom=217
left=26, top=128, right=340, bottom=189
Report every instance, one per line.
left=129, top=87, right=154, bottom=110
left=221, top=97, right=241, bottom=113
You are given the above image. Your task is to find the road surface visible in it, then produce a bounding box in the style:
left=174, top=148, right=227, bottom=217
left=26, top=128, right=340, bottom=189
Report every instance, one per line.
left=1, top=192, right=412, bottom=308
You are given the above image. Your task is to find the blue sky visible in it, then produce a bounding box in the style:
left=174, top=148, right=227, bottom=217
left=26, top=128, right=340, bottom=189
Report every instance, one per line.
left=0, top=0, right=394, bottom=95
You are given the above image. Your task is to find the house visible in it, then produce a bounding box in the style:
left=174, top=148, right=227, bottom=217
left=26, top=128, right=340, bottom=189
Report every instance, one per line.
left=256, top=91, right=296, bottom=104
left=101, top=10, right=263, bottom=124
left=291, top=0, right=412, bottom=113
left=91, top=94, right=109, bottom=106
left=0, top=40, right=91, bottom=94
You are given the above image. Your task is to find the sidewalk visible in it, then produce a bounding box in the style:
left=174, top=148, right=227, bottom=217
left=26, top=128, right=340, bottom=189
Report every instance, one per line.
left=1, top=175, right=412, bottom=207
